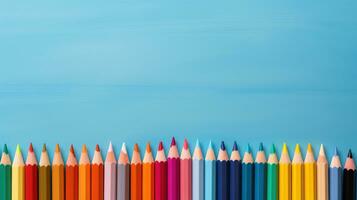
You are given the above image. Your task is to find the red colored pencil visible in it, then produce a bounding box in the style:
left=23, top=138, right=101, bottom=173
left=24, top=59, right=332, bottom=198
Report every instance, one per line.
left=25, top=143, right=38, bottom=200
left=155, top=141, right=167, bottom=200
left=66, top=145, right=79, bottom=200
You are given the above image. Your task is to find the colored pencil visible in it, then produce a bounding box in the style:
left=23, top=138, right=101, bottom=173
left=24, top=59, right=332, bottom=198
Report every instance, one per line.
left=105, top=142, right=117, bottom=200
left=292, top=144, right=303, bottom=200
left=329, top=148, right=342, bottom=200
left=39, top=144, right=51, bottom=200
left=342, top=149, right=356, bottom=200
left=192, top=140, right=204, bottom=200
left=279, top=143, right=291, bottom=200
left=131, top=144, right=142, bottom=200
left=25, top=143, right=38, bottom=200
left=66, top=145, right=79, bottom=200
left=242, top=144, right=254, bottom=200
left=205, top=141, right=216, bottom=200
left=267, top=144, right=278, bottom=200
left=0, top=144, right=11, bottom=200
left=117, top=143, right=130, bottom=200
left=255, top=143, right=267, bottom=200
left=317, top=145, right=328, bottom=200
left=92, top=144, right=104, bottom=200
left=230, top=141, right=242, bottom=200
left=52, top=144, right=64, bottom=200
left=79, top=144, right=91, bottom=200
left=168, top=137, right=180, bottom=200
left=180, top=139, right=192, bottom=200
left=12, top=145, right=25, bottom=200
left=304, top=144, right=317, bottom=200
left=143, top=142, right=154, bottom=200
left=155, top=141, right=167, bottom=200
left=217, top=141, right=229, bottom=200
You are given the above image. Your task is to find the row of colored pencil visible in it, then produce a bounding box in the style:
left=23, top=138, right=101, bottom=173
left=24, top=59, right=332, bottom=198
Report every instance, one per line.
left=0, top=138, right=356, bottom=200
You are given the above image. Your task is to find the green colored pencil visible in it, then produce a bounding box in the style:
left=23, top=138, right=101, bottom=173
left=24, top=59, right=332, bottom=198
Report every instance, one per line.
left=0, top=144, right=12, bottom=200
left=267, top=144, right=278, bottom=200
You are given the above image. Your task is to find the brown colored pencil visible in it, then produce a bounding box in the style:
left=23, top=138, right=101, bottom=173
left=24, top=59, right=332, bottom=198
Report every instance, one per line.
left=39, top=144, right=51, bottom=200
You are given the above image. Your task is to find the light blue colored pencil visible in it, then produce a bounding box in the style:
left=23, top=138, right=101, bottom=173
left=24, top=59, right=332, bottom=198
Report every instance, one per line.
left=205, top=141, right=216, bottom=200
left=330, top=148, right=342, bottom=200
left=193, top=140, right=204, bottom=200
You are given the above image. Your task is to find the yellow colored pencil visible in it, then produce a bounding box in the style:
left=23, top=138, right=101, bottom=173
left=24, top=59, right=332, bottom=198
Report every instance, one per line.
left=292, top=144, right=303, bottom=200
left=12, top=145, right=25, bottom=200
left=304, top=144, right=316, bottom=200
left=279, top=143, right=291, bottom=200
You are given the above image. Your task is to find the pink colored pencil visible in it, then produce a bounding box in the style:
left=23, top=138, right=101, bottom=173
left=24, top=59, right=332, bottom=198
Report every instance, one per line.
left=104, top=142, right=117, bottom=200
left=180, top=139, right=192, bottom=200
left=168, top=137, right=180, bottom=200
left=155, top=141, right=167, bottom=200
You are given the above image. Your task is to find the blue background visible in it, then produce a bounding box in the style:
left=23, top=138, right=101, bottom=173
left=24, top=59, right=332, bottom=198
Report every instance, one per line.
left=0, top=0, right=356, bottom=161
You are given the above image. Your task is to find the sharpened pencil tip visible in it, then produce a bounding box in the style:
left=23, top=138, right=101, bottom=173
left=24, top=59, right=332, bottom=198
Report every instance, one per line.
left=82, top=144, right=87, bottom=153
left=29, top=143, right=34, bottom=152
left=294, top=144, right=301, bottom=154
left=334, top=147, right=338, bottom=156
left=183, top=139, right=189, bottom=150
left=134, top=143, right=139, bottom=152
left=158, top=141, right=163, bottom=151
left=55, top=144, right=60, bottom=152
left=259, top=143, right=263, bottom=151
left=282, top=143, right=288, bottom=154
left=246, top=144, right=251, bottom=153
left=108, top=142, right=113, bottom=152
left=95, top=144, right=100, bottom=152
left=121, top=143, right=127, bottom=154
left=146, top=142, right=151, bottom=153
left=70, top=145, right=75, bottom=154
left=319, top=144, right=325, bottom=156
left=307, top=144, right=313, bottom=153
left=42, top=144, right=47, bottom=152
left=348, top=149, right=353, bottom=158
left=208, top=141, right=213, bottom=149
left=3, top=144, right=8, bottom=154
left=220, top=141, right=226, bottom=151
left=195, top=139, right=199, bottom=148
left=171, top=137, right=176, bottom=146
left=233, top=141, right=238, bottom=151
left=270, top=144, right=276, bottom=154
left=16, top=144, right=21, bottom=153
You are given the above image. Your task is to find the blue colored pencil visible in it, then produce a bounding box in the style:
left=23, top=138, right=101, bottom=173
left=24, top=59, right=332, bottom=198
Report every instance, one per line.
left=217, top=141, right=229, bottom=200
left=242, top=144, right=254, bottom=200
left=229, top=141, right=241, bottom=200
left=193, top=140, right=204, bottom=200
left=205, top=141, right=216, bottom=200
left=329, top=148, right=342, bottom=200
left=254, top=143, right=267, bottom=200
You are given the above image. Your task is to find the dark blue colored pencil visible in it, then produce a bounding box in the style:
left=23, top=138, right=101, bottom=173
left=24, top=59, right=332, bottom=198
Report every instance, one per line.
left=217, top=141, right=229, bottom=200
left=230, top=141, right=241, bottom=200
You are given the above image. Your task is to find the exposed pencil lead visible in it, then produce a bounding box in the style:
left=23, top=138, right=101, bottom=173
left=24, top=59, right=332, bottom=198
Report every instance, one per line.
left=220, top=141, right=226, bottom=151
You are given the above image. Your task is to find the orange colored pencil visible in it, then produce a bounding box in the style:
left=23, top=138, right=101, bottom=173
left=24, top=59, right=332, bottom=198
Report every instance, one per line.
left=66, top=145, right=78, bottom=200
left=52, top=144, right=64, bottom=200
left=79, top=144, right=91, bottom=200
left=92, top=144, right=104, bottom=200
left=143, top=143, right=154, bottom=200
left=131, top=144, right=143, bottom=200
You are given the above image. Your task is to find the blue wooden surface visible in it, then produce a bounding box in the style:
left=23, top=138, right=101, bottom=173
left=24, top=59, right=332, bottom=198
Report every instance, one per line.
left=0, top=0, right=356, bottom=159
